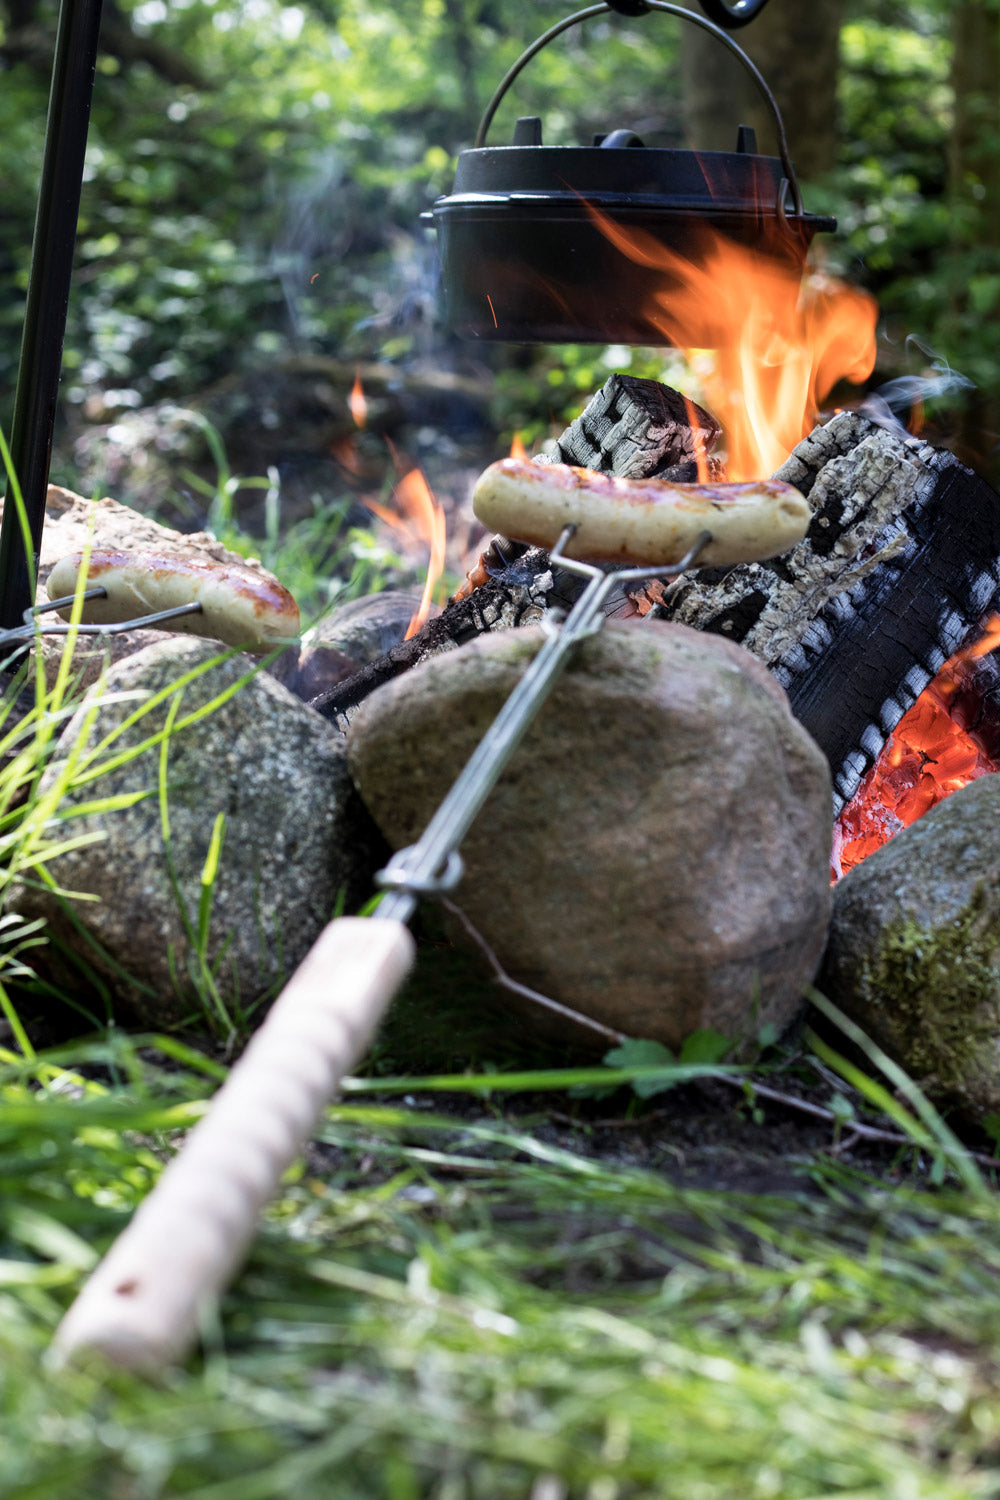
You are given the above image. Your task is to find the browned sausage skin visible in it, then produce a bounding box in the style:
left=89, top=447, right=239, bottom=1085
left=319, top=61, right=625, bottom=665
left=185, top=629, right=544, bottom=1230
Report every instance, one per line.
left=472, top=459, right=810, bottom=567
left=47, top=550, right=301, bottom=652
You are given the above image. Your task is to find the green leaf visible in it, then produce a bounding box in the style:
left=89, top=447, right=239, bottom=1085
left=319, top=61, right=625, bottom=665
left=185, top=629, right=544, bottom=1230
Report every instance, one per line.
left=603, top=1039, right=679, bottom=1099
left=678, top=1029, right=730, bottom=1066
left=828, top=1091, right=857, bottom=1125
left=756, top=1021, right=781, bottom=1051
left=603, top=1039, right=675, bottom=1071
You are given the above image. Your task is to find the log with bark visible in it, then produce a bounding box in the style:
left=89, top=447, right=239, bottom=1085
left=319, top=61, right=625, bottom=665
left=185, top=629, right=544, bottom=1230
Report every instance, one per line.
left=650, top=410, right=1000, bottom=811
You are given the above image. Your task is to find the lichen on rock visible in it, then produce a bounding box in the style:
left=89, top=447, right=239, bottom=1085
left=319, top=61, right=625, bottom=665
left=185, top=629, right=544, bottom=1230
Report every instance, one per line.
left=11, top=637, right=384, bottom=1029
left=348, top=617, right=833, bottom=1053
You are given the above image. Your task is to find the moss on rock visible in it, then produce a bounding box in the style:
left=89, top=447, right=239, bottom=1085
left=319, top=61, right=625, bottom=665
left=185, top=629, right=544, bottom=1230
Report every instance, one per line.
left=820, top=776, right=1000, bottom=1117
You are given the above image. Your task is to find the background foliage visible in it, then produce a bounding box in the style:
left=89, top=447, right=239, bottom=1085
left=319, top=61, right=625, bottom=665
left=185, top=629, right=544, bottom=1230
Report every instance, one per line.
left=2, top=0, right=999, bottom=502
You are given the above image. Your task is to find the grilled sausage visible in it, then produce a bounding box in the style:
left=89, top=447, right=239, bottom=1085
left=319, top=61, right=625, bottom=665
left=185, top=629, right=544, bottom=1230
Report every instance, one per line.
left=472, top=459, right=810, bottom=567
left=47, top=550, right=301, bottom=652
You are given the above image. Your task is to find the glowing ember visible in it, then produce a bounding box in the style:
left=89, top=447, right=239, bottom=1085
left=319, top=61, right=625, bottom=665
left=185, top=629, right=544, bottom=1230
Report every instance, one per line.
left=833, top=617, right=1000, bottom=878
left=364, top=468, right=447, bottom=639
left=349, top=367, right=367, bottom=429
left=587, top=211, right=878, bottom=479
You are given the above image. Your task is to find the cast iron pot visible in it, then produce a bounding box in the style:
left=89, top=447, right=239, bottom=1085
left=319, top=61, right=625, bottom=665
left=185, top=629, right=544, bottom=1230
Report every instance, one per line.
left=427, top=1, right=835, bottom=345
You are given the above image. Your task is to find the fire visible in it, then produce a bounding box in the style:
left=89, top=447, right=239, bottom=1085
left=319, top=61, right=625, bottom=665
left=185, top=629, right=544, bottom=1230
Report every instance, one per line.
left=833, top=616, right=1000, bottom=877
left=349, top=367, right=367, bottom=429
left=509, top=430, right=528, bottom=461
left=330, top=434, right=362, bottom=475
left=682, top=394, right=712, bottom=482
left=588, top=210, right=878, bottom=479
left=346, top=368, right=447, bottom=637
left=364, top=468, right=447, bottom=639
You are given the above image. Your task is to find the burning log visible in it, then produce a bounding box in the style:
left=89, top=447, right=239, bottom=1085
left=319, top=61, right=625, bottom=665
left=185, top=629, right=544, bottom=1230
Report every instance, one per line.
left=943, top=627, right=1000, bottom=763
left=650, top=410, right=1000, bottom=813
left=832, top=614, right=1000, bottom=876
left=310, top=550, right=554, bottom=727
left=535, top=372, right=720, bottom=481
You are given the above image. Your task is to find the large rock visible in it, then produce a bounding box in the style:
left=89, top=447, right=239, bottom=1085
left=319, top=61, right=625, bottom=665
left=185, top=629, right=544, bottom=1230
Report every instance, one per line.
left=273, top=590, right=432, bottom=702
left=820, top=774, right=1000, bottom=1119
left=12, top=638, right=382, bottom=1028
left=348, top=619, right=833, bottom=1050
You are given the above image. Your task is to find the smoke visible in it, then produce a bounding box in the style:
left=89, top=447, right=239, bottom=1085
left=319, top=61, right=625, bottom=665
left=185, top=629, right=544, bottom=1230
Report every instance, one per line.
left=859, top=336, right=974, bottom=434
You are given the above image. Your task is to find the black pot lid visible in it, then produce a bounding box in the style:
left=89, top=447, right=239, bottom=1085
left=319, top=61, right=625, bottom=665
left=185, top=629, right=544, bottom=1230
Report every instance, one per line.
left=431, top=123, right=835, bottom=234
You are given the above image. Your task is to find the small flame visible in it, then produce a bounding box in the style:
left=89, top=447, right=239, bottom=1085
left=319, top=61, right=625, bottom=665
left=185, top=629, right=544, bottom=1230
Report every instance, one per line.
left=907, top=396, right=925, bottom=437
left=587, top=210, right=878, bottom=479
left=834, top=616, right=1000, bottom=877
left=509, top=430, right=528, bottom=461
left=365, top=468, right=446, bottom=639
left=960, top=613, right=1000, bottom=664
left=682, top=395, right=712, bottom=483
left=349, top=367, right=367, bottom=429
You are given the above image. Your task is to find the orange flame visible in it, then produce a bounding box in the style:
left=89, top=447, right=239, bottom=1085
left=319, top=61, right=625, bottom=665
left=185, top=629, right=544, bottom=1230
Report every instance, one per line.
left=365, top=468, right=446, bottom=639
left=349, top=367, right=367, bottom=429
left=907, top=397, right=925, bottom=437
left=588, top=211, right=878, bottom=479
left=682, top=395, right=712, bottom=483
left=833, top=616, right=1000, bottom=877
left=509, top=430, right=528, bottom=461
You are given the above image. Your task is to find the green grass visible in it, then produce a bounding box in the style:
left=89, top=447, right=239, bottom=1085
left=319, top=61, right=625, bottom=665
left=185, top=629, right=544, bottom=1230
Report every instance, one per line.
left=1, top=1034, right=1000, bottom=1498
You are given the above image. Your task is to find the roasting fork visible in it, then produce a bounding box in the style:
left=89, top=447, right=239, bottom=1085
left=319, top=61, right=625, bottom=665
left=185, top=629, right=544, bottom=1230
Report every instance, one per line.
left=0, top=589, right=204, bottom=663
left=50, top=525, right=712, bottom=1369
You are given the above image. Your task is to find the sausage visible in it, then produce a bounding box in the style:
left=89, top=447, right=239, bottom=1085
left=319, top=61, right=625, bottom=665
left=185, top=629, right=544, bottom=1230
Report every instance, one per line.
left=472, top=459, right=811, bottom=567
left=46, top=550, right=301, bottom=652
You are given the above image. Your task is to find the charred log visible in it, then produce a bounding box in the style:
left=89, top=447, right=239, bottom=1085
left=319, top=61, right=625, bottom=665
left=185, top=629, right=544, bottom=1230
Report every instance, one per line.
left=937, top=633, right=1000, bottom=764
left=536, top=373, right=721, bottom=481
left=310, top=550, right=552, bottom=728
left=649, top=411, right=1000, bottom=812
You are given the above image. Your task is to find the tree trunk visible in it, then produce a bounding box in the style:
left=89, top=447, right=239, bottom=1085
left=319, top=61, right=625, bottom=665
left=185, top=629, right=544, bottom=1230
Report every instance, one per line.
left=948, top=1, right=1000, bottom=483
left=677, top=0, right=844, bottom=183
left=950, top=0, right=1000, bottom=245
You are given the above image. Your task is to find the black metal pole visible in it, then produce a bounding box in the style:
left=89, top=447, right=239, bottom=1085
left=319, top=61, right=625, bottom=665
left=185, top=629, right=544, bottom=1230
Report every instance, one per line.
left=0, top=0, right=104, bottom=630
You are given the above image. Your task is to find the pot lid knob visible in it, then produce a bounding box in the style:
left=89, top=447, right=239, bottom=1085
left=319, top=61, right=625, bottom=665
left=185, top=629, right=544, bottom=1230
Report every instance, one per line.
left=512, top=116, right=543, bottom=146
left=597, top=128, right=646, bottom=148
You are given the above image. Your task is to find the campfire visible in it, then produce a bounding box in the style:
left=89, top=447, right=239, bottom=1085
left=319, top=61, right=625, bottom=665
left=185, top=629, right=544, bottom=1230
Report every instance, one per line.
left=320, top=222, right=1000, bottom=889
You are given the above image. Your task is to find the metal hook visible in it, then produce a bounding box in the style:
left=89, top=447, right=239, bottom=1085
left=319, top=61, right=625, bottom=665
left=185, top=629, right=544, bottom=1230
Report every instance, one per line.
left=0, top=588, right=206, bottom=656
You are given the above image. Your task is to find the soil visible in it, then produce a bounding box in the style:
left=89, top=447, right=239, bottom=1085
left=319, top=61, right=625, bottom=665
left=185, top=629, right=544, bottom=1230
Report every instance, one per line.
left=321, top=911, right=996, bottom=1199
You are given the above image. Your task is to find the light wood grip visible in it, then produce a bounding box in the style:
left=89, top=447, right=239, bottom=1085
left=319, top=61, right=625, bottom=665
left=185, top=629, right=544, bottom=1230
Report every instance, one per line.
left=51, top=916, right=415, bottom=1371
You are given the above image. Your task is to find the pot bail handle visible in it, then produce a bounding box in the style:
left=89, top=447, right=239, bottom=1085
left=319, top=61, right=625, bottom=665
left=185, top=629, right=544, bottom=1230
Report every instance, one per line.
left=605, top=0, right=773, bottom=18
left=473, top=1, right=803, bottom=220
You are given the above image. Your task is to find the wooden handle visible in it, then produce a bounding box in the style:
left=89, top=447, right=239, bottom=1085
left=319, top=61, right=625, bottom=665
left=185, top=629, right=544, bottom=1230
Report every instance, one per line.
left=51, top=916, right=415, bottom=1371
